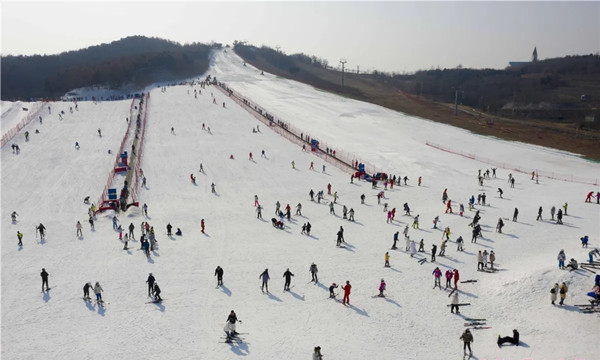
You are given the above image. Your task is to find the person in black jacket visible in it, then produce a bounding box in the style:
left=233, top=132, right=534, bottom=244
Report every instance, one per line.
left=283, top=268, right=294, bottom=291
left=40, top=268, right=49, bottom=291
left=497, top=329, right=520, bottom=346
left=153, top=283, right=162, bottom=301
left=146, top=273, right=155, bottom=297
left=83, top=282, right=92, bottom=299
left=215, top=266, right=224, bottom=286
left=224, top=310, right=241, bottom=339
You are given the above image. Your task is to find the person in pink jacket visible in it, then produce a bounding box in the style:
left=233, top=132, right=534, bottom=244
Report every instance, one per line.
left=378, top=279, right=386, bottom=297
left=445, top=270, right=453, bottom=289
left=433, top=267, right=442, bottom=289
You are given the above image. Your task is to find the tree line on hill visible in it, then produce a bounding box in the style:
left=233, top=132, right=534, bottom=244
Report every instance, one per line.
left=1, top=36, right=218, bottom=100
left=233, top=42, right=600, bottom=129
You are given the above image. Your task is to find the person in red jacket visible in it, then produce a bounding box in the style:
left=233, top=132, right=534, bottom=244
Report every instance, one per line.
left=453, top=269, right=460, bottom=289
left=585, top=191, right=593, bottom=202
left=201, top=219, right=205, bottom=233
left=445, top=199, right=453, bottom=214
left=342, top=281, right=352, bottom=305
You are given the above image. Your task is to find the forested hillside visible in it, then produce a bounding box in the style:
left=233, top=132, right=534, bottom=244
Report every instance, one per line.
left=1, top=36, right=217, bottom=100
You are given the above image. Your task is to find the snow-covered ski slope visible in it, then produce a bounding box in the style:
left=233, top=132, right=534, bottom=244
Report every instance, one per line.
left=1, top=49, right=599, bottom=360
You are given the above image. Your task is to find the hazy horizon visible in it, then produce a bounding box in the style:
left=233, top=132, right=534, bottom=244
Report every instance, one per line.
left=2, top=1, right=598, bottom=73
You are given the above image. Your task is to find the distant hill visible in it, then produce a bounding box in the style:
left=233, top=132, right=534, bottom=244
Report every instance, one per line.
left=1, top=36, right=217, bottom=100
left=233, top=43, right=600, bottom=129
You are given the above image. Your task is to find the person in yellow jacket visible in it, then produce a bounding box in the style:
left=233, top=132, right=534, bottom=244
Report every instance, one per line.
left=384, top=252, right=390, bottom=267
left=559, top=282, right=568, bottom=305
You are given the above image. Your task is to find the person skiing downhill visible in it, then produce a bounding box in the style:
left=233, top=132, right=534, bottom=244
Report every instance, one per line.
left=17, top=231, right=23, bottom=246
left=432, top=267, right=442, bottom=289
left=283, top=268, right=295, bottom=291
left=37, top=223, right=46, bottom=240
left=153, top=283, right=162, bottom=301
left=260, top=269, right=270, bottom=293
left=378, top=279, right=386, bottom=297
left=460, top=329, right=473, bottom=356
left=223, top=310, right=241, bottom=340
left=93, top=282, right=103, bottom=302
left=309, top=263, right=318, bottom=283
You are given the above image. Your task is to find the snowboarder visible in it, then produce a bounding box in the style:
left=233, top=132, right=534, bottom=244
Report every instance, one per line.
left=378, top=279, right=386, bottom=297
left=146, top=273, right=155, bottom=296
left=309, top=263, right=318, bottom=283
left=215, top=266, right=224, bottom=286
left=512, top=208, right=519, bottom=222
left=497, top=330, right=520, bottom=347
left=93, top=282, right=103, bottom=302
left=17, top=231, right=23, bottom=246
left=260, top=269, right=270, bottom=293
left=40, top=268, right=49, bottom=291
left=283, top=268, right=294, bottom=291
left=342, top=281, right=352, bottom=305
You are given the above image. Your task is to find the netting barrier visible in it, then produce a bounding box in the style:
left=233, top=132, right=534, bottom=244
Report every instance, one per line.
left=1, top=102, right=48, bottom=148
left=131, top=93, right=150, bottom=203
left=425, top=141, right=598, bottom=186
left=215, top=82, right=384, bottom=176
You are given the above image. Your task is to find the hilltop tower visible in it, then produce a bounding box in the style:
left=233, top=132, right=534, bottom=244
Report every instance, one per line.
left=532, top=47, right=538, bottom=62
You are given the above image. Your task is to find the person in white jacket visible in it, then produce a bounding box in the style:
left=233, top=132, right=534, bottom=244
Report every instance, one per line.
left=450, top=292, right=460, bottom=313
left=93, top=282, right=103, bottom=301
left=409, top=240, right=417, bottom=257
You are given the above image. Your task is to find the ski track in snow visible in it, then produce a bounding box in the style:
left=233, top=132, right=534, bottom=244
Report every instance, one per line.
left=1, top=49, right=599, bottom=360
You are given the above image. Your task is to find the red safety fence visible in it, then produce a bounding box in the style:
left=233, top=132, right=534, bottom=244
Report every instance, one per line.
left=426, top=141, right=598, bottom=186
left=1, top=102, right=48, bottom=147
left=215, top=82, right=384, bottom=175
left=131, top=93, right=150, bottom=203
left=96, top=98, right=138, bottom=209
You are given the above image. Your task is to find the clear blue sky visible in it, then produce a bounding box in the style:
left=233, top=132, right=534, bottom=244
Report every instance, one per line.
left=2, top=1, right=598, bottom=72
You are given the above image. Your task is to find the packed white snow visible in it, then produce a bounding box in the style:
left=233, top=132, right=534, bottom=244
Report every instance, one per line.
left=1, top=49, right=599, bottom=360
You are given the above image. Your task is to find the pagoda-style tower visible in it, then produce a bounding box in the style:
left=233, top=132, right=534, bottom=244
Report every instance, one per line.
left=532, top=47, right=538, bottom=62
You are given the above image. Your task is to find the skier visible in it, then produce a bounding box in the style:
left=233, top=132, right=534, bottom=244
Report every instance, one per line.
left=497, top=188, right=503, bottom=198
left=459, top=204, right=465, bottom=216
left=432, top=267, right=442, bottom=289
left=17, top=231, right=23, bottom=246
left=453, top=269, right=460, bottom=289
left=496, top=218, right=504, bottom=233
left=259, top=269, right=270, bottom=293
left=327, top=183, right=332, bottom=195
left=392, top=231, right=399, bottom=249
left=477, top=251, right=485, bottom=271
left=445, top=270, right=453, bottom=289
left=581, top=235, right=589, bottom=248
left=557, top=249, right=566, bottom=269
left=167, top=223, right=172, bottom=236
left=443, top=226, right=451, bottom=240
left=306, top=222, right=312, bottom=235
left=360, top=194, right=365, bottom=204
left=128, top=223, right=135, bottom=239
left=431, top=244, right=437, bottom=262
left=329, top=283, right=338, bottom=298
left=348, top=208, right=355, bottom=221
left=295, top=203, right=302, bottom=216
left=537, top=206, right=543, bottom=221
left=385, top=252, right=390, bottom=267
left=550, top=283, right=559, bottom=305
left=313, top=346, right=323, bottom=360
left=283, top=268, right=295, bottom=291
left=418, top=238, right=425, bottom=252
left=329, top=202, right=335, bottom=215
left=190, top=173, right=196, bottom=185
left=143, top=203, right=148, bottom=217
left=224, top=310, right=241, bottom=340
left=512, top=208, right=519, bottom=222
left=433, top=216, right=439, bottom=229
left=215, top=266, right=224, bottom=286
left=256, top=205, right=263, bottom=219
left=342, top=281, right=352, bottom=305
left=11, top=211, right=18, bottom=223
left=410, top=240, right=417, bottom=257
left=460, top=329, right=473, bottom=356
left=211, top=183, right=216, bottom=194
left=556, top=209, right=563, bottom=224
left=342, top=205, right=348, bottom=219
left=563, top=202, right=568, bottom=215
left=146, top=273, right=155, bottom=296
left=37, top=223, right=46, bottom=240
left=309, top=263, right=318, bottom=283
left=445, top=199, right=453, bottom=213
left=405, top=236, right=411, bottom=252
left=378, top=279, right=386, bottom=297
left=40, top=268, right=49, bottom=291
left=201, top=219, right=205, bottom=233
left=489, top=251, right=496, bottom=269
left=76, top=221, right=83, bottom=237
left=559, top=282, right=568, bottom=305
left=153, top=283, right=162, bottom=301
left=418, top=176, right=422, bottom=186
left=249, top=152, right=253, bottom=161
left=412, top=215, right=419, bottom=229
left=456, top=236, right=464, bottom=252
left=309, top=190, right=315, bottom=201
left=98, top=128, right=102, bottom=137
left=450, top=291, right=460, bottom=313
left=83, top=282, right=92, bottom=299
left=93, top=282, right=103, bottom=302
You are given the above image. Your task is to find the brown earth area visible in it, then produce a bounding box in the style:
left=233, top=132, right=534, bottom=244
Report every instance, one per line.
left=234, top=51, right=600, bottom=161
